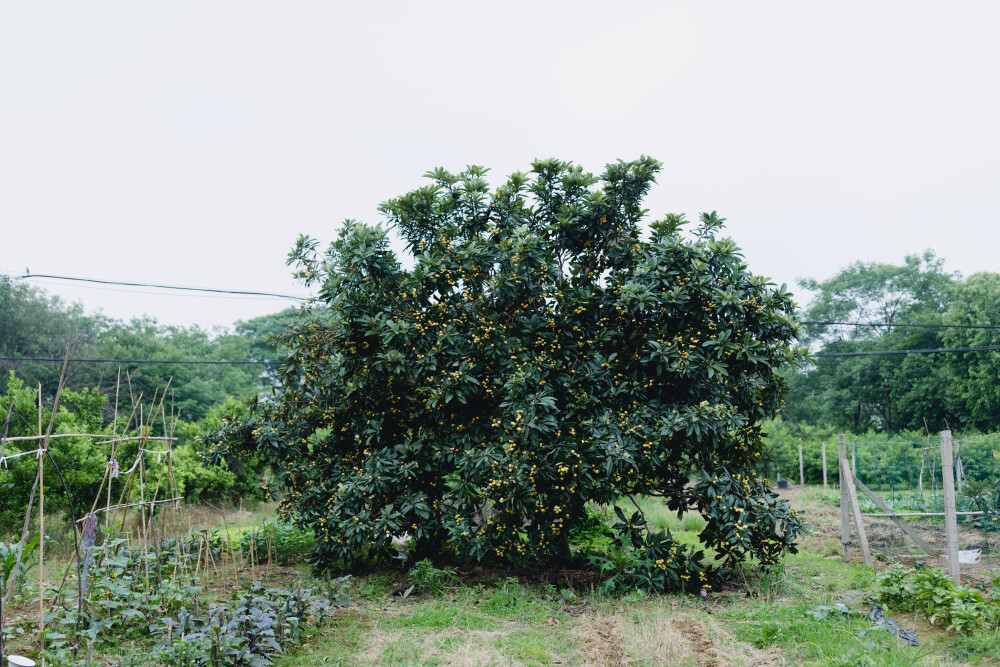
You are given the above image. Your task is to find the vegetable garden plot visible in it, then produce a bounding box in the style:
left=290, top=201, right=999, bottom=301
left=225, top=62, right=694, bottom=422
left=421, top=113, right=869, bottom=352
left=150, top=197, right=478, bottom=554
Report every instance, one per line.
left=0, top=367, right=341, bottom=666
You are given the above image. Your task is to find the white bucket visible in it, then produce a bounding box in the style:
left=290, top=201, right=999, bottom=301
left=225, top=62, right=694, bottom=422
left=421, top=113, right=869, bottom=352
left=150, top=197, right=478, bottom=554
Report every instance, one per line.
left=7, top=656, right=36, bottom=667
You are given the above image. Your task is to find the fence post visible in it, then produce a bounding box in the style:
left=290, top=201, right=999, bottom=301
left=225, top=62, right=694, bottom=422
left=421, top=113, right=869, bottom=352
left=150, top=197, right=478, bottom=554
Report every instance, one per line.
left=941, top=430, right=961, bottom=583
left=822, top=442, right=827, bottom=489
left=799, top=442, right=805, bottom=488
left=838, top=434, right=851, bottom=562
left=841, top=457, right=872, bottom=566
left=918, top=450, right=925, bottom=496
left=851, top=441, right=857, bottom=476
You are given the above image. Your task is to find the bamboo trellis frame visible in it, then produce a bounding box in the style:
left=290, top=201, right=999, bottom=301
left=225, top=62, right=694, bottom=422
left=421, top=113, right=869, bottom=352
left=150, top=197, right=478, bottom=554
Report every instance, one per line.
left=0, top=360, right=196, bottom=664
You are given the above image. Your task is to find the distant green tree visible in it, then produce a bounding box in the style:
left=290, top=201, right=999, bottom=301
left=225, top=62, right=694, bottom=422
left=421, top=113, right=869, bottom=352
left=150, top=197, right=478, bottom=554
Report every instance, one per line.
left=234, top=307, right=301, bottom=387
left=0, top=373, right=114, bottom=530
left=788, top=252, right=957, bottom=434
left=941, top=272, right=1000, bottom=431
left=75, top=317, right=264, bottom=421
left=0, top=277, right=109, bottom=395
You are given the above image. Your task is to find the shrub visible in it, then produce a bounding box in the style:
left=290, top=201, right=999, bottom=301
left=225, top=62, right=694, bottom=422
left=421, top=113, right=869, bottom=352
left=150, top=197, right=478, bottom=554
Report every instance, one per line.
left=407, top=558, right=459, bottom=596
left=872, top=564, right=1000, bottom=632
left=241, top=521, right=315, bottom=565
left=209, top=158, right=806, bottom=590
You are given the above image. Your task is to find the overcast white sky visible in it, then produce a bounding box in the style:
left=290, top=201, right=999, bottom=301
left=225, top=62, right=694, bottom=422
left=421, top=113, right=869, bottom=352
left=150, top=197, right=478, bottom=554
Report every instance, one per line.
left=2, top=1, right=998, bottom=331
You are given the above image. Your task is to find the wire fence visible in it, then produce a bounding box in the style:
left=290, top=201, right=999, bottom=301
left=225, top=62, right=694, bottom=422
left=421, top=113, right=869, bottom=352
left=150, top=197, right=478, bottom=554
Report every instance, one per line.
left=846, top=435, right=1000, bottom=584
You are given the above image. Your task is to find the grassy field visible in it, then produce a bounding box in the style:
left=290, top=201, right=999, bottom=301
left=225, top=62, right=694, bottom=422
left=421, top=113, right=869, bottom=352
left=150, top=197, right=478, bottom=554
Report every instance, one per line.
left=3, top=489, right=999, bottom=665
left=273, top=487, right=1000, bottom=666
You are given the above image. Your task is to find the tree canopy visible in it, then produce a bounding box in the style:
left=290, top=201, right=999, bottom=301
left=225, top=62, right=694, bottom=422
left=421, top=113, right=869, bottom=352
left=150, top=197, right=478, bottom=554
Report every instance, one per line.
left=786, top=253, right=1000, bottom=435
left=211, top=158, right=806, bottom=591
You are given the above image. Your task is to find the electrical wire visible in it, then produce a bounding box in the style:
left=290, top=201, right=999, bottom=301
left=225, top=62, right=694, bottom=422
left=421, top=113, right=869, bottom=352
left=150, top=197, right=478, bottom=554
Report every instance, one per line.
left=12, top=273, right=311, bottom=301
left=6, top=274, right=1000, bottom=362
left=25, top=278, right=293, bottom=301
left=815, top=345, right=1000, bottom=358
left=802, top=321, right=1000, bottom=330
left=0, top=356, right=281, bottom=366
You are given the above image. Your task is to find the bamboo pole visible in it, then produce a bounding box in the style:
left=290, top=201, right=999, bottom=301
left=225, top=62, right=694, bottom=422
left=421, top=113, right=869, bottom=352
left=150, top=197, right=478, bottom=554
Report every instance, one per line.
left=166, top=394, right=182, bottom=565
left=0, top=433, right=132, bottom=443
left=138, top=440, right=151, bottom=597
left=38, top=384, right=45, bottom=665
left=205, top=533, right=219, bottom=575
left=34, top=352, right=63, bottom=665
left=195, top=537, right=204, bottom=577
left=861, top=511, right=984, bottom=518
left=222, top=517, right=241, bottom=590
left=109, top=368, right=121, bottom=528
left=35, top=345, right=69, bottom=667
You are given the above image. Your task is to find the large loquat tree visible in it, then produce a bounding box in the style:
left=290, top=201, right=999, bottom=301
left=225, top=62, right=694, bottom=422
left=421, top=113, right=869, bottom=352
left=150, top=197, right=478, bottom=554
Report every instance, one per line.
left=210, top=157, right=806, bottom=592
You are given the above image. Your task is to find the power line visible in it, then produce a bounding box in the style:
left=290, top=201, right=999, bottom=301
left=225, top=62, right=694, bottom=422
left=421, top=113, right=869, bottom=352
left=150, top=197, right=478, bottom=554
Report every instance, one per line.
left=815, top=345, right=1000, bottom=358
left=14, top=273, right=311, bottom=301
left=802, top=321, right=1000, bottom=330
left=0, top=356, right=281, bottom=366
left=25, top=278, right=292, bottom=301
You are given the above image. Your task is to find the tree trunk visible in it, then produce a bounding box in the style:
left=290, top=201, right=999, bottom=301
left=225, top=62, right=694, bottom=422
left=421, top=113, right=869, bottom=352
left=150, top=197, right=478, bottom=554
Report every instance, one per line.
left=558, top=531, right=572, bottom=562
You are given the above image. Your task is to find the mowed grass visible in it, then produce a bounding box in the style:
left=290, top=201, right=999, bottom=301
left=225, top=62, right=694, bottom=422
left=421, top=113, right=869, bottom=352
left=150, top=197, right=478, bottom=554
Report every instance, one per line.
left=276, top=487, right=1000, bottom=666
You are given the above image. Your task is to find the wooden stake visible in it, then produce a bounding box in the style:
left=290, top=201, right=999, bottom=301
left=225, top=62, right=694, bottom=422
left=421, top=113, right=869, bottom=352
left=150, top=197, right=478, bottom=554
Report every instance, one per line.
left=838, top=435, right=851, bottom=562
left=852, top=474, right=941, bottom=557
left=798, top=442, right=805, bottom=488
left=918, top=450, right=926, bottom=496
left=940, top=430, right=961, bottom=583
left=205, top=533, right=219, bottom=575
left=139, top=450, right=150, bottom=596
left=222, top=518, right=241, bottom=590
left=195, top=537, right=204, bottom=577
left=821, top=442, right=828, bottom=489
left=841, top=457, right=872, bottom=566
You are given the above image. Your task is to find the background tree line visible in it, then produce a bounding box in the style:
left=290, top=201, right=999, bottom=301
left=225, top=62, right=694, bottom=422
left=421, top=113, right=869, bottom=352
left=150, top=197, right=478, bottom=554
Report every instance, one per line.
left=0, top=275, right=296, bottom=420
left=783, top=250, right=1000, bottom=437
left=3, top=246, right=999, bottom=516
left=0, top=276, right=297, bottom=525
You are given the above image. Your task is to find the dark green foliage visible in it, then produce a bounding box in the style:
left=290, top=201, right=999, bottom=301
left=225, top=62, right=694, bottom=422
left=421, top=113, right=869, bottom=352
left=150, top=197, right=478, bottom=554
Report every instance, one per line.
left=695, top=469, right=804, bottom=568
left=586, top=508, right=718, bottom=595
left=872, top=564, right=1000, bottom=632
left=0, top=276, right=109, bottom=395
left=0, top=375, right=266, bottom=533
left=0, top=373, right=116, bottom=528
left=150, top=583, right=343, bottom=667
left=210, top=158, right=806, bottom=590
left=407, top=559, right=460, bottom=596
left=940, top=272, right=1000, bottom=431
left=789, top=253, right=1000, bottom=435
left=241, top=521, right=315, bottom=565
left=6, top=536, right=345, bottom=666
